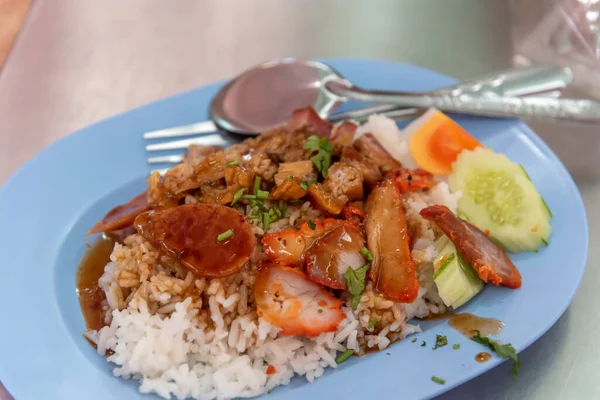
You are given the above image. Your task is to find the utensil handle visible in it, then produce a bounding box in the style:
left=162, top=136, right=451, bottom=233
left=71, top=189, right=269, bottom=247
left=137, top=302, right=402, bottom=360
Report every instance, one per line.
left=326, top=80, right=600, bottom=124
left=329, top=64, right=573, bottom=123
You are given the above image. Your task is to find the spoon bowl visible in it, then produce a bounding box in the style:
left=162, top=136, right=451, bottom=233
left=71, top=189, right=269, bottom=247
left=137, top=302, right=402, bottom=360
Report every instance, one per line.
left=210, top=59, right=344, bottom=135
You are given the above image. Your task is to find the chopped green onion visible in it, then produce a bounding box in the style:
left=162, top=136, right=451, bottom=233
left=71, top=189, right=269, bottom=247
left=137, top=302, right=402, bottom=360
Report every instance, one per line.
left=453, top=344, right=460, bottom=350
left=368, top=317, right=377, bottom=330
left=278, top=199, right=286, bottom=212
left=307, top=220, right=316, bottom=230
left=250, top=199, right=268, bottom=212
left=226, top=160, right=239, bottom=167
left=253, top=176, right=262, bottom=195
left=360, top=247, right=374, bottom=262
left=335, top=349, right=354, bottom=364
left=411, top=338, right=417, bottom=343
left=305, top=180, right=317, bottom=187
left=231, top=187, right=246, bottom=206
left=257, top=190, right=269, bottom=200
left=300, top=182, right=309, bottom=191
left=217, top=229, right=234, bottom=242
left=273, top=206, right=282, bottom=218
left=421, top=341, right=426, bottom=347
left=431, top=376, right=445, bottom=385
left=243, top=194, right=257, bottom=200
left=263, top=212, right=271, bottom=231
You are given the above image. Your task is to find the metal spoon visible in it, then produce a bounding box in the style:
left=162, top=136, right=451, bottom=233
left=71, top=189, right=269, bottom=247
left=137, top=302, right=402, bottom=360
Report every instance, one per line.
left=144, top=60, right=573, bottom=140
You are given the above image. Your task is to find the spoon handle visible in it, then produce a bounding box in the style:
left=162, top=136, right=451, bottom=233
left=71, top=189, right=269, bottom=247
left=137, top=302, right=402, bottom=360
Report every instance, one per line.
left=326, top=79, right=600, bottom=124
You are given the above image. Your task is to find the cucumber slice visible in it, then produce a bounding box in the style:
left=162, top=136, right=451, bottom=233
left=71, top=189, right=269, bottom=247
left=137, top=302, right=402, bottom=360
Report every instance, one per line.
left=433, top=238, right=484, bottom=309
left=449, top=147, right=552, bottom=253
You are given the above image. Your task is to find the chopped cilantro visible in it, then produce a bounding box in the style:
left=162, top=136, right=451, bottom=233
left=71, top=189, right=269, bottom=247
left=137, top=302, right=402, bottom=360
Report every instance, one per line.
left=304, top=135, right=333, bottom=178
left=433, top=335, right=448, bottom=350
left=335, top=349, right=354, bottom=364
left=226, top=160, right=239, bottom=167
left=360, top=247, right=374, bottom=262
left=431, top=376, right=445, bottom=385
left=231, top=187, right=246, bottom=206
left=217, top=229, right=234, bottom=242
left=368, top=317, right=377, bottom=330
left=471, top=330, right=521, bottom=377
left=421, top=341, right=426, bottom=347
left=344, top=264, right=371, bottom=310
left=453, top=344, right=460, bottom=350
left=411, top=338, right=417, bottom=343
left=307, top=220, right=316, bottom=230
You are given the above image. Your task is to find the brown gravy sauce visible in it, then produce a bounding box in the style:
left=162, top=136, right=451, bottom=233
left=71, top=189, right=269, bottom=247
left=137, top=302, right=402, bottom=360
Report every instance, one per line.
left=475, top=352, right=492, bottom=363
left=448, top=313, right=504, bottom=338
left=76, top=235, right=115, bottom=331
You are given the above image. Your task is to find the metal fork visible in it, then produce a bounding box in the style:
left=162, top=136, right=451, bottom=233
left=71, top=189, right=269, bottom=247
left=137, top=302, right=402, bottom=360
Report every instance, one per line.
left=144, top=65, right=573, bottom=167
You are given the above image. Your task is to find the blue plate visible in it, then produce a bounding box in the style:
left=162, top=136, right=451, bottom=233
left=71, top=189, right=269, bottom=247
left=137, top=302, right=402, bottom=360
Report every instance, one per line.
left=0, top=59, right=588, bottom=400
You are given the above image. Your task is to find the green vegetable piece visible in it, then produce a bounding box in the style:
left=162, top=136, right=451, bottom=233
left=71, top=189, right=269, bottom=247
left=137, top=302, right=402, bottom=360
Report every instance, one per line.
left=217, top=229, right=234, bottom=242
left=433, top=253, right=455, bottom=280
left=411, top=338, right=417, bottom=343
left=471, top=330, right=521, bottom=377
left=307, top=220, right=316, bottom=230
left=253, top=176, right=262, bottom=195
left=431, top=376, right=446, bottom=385
left=343, top=264, right=370, bottom=310
left=449, top=147, right=552, bottom=253
left=335, top=349, right=354, bottom=364
left=231, top=187, right=247, bottom=206
left=304, top=135, right=333, bottom=178
left=433, top=335, right=448, bottom=350
left=226, top=160, right=239, bottom=167
left=368, top=317, right=377, bottom=330
left=453, top=344, right=460, bottom=350
left=257, top=190, right=269, bottom=200
left=421, top=341, right=426, bottom=347
left=360, top=247, right=374, bottom=262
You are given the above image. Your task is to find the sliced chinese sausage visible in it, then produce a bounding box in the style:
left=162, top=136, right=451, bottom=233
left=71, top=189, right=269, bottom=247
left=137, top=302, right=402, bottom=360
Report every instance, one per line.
left=365, top=179, right=419, bottom=303
left=255, top=263, right=344, bottom=337
left=134, top=204, right=255, bottom=277
left=305, top=222, right=366, bottom=290
left=419, top=205, right=522, bottom=289
left=87, top=191, right=150, bottom=236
